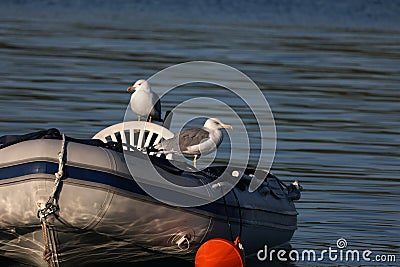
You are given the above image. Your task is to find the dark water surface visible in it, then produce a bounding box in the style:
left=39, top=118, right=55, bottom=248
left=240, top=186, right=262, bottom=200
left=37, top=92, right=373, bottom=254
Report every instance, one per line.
left=0, top=1, right=399, bottom=266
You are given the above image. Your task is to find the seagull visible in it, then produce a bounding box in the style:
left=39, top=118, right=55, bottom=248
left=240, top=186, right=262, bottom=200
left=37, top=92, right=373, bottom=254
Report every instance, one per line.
left=154, top=118, right=232, bottom=168
left=127, top=79, right=162, bottom=122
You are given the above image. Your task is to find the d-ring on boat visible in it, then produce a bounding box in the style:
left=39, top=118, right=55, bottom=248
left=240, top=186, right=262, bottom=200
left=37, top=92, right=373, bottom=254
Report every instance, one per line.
left=0, top=121, right=301, bottom=267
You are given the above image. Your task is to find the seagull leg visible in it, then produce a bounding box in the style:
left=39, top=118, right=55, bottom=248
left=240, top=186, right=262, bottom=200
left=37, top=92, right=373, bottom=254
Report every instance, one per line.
left=193, top=155, right=197, bottom=168
left=149, top=116, right=152, bottom=123
left=138, top=116, right=141, bottom=122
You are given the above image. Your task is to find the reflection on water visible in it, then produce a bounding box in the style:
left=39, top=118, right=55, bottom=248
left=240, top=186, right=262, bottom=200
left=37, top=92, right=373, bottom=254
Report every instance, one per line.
left=0, top=0, right=399, bottom=266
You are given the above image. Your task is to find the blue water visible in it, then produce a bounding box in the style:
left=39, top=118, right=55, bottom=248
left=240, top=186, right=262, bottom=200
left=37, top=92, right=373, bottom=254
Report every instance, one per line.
left=0, top=0, right=399, bottom=266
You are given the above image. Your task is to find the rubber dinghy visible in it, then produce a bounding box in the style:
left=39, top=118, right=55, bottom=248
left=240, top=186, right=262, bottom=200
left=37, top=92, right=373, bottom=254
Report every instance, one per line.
left=0, top=122, right=301, bottom=267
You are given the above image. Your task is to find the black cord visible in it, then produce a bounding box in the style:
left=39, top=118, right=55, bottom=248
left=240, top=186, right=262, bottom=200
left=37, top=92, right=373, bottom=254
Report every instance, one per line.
left=231, top=189, right=243, bottom=239
left=198, top=167, right=243, bottom=241
left=222, top=195, right=234, bottom=242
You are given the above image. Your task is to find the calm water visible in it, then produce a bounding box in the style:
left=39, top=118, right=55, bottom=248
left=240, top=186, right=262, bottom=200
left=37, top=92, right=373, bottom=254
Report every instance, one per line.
left=0, top=1, right=399, bottom=266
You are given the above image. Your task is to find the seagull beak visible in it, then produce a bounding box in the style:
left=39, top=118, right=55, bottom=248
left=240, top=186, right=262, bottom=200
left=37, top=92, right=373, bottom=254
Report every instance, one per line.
left=222, top=124, right=233, bottom=130
left=127, top=86, right=136, bottom=92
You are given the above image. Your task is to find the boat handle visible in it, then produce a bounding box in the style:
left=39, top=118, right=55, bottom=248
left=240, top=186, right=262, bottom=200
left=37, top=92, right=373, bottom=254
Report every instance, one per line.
left=176, top=235, right=190, bottom=251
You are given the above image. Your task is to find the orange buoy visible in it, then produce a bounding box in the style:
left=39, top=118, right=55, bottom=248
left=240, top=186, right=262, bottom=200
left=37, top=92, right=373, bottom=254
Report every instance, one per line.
left=195, top=238, right=245, bottom=267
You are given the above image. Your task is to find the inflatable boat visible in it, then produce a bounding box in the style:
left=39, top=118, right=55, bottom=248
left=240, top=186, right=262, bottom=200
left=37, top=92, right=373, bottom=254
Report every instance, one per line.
left=0, top=122, right=301, bottom=267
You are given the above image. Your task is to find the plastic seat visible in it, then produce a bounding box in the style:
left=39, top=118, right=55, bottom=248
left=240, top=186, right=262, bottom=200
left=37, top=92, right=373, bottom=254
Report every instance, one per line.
left=92, top=121, right=174, bottom=157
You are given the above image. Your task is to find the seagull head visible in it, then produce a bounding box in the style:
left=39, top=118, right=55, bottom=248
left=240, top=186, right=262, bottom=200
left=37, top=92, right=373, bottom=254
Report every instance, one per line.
left=204, top=118, right=233, bottom=130
left=127, top=79, right=150, bottom=92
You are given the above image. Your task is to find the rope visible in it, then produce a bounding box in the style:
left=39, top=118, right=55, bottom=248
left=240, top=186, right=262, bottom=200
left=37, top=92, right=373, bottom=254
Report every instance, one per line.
left=48, top=134, right=67, bottom=206
left=222, top=195, right=234, bottom=242
left=231, top=189, right=243, bottom=239
left=200, top=168, right=243, bottom=243
left=37, top=134, right=67, bottom=267
left=41, top=222, right=52, bottom=267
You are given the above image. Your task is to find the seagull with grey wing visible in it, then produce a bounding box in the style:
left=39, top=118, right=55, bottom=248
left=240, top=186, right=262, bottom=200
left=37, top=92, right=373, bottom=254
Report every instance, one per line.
left=154, top=118, right=232, bottom=168
left=127, top=79, right=162, bottom=122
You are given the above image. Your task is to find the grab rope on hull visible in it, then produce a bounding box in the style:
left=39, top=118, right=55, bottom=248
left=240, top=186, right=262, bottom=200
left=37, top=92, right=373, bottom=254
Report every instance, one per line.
left=37, top=134, right=67, bottom=267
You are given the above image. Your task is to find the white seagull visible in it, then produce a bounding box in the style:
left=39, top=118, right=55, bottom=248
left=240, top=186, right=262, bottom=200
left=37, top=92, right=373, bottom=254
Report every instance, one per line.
left=127, top=79, right=162, bottom=122
left=154, top=118, right=232, bottom=168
